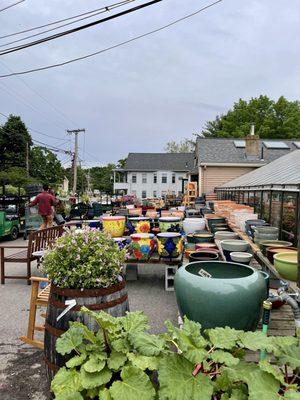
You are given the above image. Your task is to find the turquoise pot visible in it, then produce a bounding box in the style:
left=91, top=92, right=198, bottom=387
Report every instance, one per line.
left=174, top=261, right=267, bottom=331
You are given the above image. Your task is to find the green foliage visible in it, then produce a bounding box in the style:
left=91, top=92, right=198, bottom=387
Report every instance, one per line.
left=164, top=138, right=195, bottom=153
left=52, top=312, right=300, bottom=400
left=42, top=227, right=126, bottom=289
left=30, top=146, right=64, bottom=185
left=89, top=164, right=115, bottom=195
left=203, top=95, right=300, bottom=138
left=0, top=114, right=32, bottom=169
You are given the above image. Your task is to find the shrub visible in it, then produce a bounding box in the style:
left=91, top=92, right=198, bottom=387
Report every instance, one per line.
left=42, top=228, right=126, bottom=289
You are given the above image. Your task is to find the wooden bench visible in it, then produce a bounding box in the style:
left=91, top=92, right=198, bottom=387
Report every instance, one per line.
left=20, top=276, right=50, bottom=349
left=0, top=225, right=64, bottom=285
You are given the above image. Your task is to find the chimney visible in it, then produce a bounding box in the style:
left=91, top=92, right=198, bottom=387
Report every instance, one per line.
left=245, top=124, right=260, bottom=160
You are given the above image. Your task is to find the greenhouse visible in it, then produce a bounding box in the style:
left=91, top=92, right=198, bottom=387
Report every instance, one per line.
left=216, top=149, right=300, bottom=247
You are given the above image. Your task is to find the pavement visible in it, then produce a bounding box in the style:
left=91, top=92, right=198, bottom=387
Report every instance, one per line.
left=0, top=237, right=178, bottom=400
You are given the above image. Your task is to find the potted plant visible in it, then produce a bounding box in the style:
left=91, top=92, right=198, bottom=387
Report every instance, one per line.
left=41, top=227, right=128, bottom=380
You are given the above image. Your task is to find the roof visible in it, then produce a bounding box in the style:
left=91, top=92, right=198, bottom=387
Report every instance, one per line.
left=121, top=153, right=195, bottom=172
left=218, top=150, right=300, bottom=189
left=196, top=137, right=299, bottom=165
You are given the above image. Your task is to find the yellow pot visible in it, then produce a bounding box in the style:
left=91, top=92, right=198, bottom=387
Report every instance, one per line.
left=102, top=216, right=125, bottom=238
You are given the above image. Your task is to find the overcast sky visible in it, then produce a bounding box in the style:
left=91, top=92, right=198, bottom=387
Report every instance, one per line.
left=0, top=0, right=299, bottom=166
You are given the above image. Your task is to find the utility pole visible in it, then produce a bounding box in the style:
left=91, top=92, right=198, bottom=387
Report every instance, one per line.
left=25, top=142, right=29, bottom=177
left=67, top=129, right=85, bottom=194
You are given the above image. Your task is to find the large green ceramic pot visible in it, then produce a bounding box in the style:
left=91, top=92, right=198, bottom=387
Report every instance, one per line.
left=174, top=261, right=266, bottom=331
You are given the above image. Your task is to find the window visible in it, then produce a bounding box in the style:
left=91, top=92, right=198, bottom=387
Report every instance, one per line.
left=153, top=173, right=157, bottom=183
left=132, top=174, right=137, bottom=183
left=270, top=192, right=282, bottom=228
left=131, top=190, right=136, bottom=196
left=263, top=141, right=289, bottom=149
left=142, top=173, right=147, bottom=184
left=141, top=190, right=147, bottom=199
left=262, top=191, right=271, bottom=222
left=162, top=173, right=167, bottom=183
left=282, top=192, right=297, bottom=245
left=161, top=191, right=167, bottom=198
left=153, top=190, right=157, bottom=198
left=293, top=141, right=300, bottom=149
left=233, top=140, right=246, bottom=148
left=172, top=173, right=176, bottom=184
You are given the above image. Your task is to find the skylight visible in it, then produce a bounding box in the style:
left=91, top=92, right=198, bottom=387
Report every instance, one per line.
left=263, top=141, right=289, bottom=149
left=293, top=141, right=300, bottom=149
left=233, top=140, right=245, bottom=148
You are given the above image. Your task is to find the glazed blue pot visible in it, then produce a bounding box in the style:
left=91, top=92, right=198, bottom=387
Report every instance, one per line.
left=175, top=261, right=267, bottom=331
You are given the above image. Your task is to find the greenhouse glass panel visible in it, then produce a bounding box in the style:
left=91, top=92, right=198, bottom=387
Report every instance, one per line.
left=270, top=192, right=283, bottom=228
left=281, top=192, right=297, bottom=245
left=262, top=191, right=271, bottom=222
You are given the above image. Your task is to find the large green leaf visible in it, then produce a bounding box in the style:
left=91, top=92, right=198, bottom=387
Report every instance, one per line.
left=238, top=331, right=273, bottom=351
left=220, top=388, right=248, bottom=400
left=80, top=307, right=122, bottom=335
left=51, top=367, right=82, bottom=396
left=107, top=350, right=127, bottom=370
left=66, top=354, right=87, bottom=369
left=56, top=325, right=84, bottom=355
left=127, top=353, right=158, bottom=371
left=158, top=354, right=214, bottom=400
left=210, top=350, right=240, bottom=367
left=258, top=360, right=285, bottom=385
left=55, top=392, right=83, bottom=400
left=69, top=321, right=97, bottom=344
left=83, top=354, right=107, bottom=373
left=278, top=344, right=300, bottom=370
left=111, top=337, right=131, bottom=354
left=109, top=365, right=156, bottom=400
left=222, top=362, right=280, bottom=400
left=284, top=390, right=300, bottom=399
left=129, top=332, right=166, bottom=356
left=80, top=367, right=112, bottom=389
left=122, top=311, right=150, bottom=333
left=206, top=327, right=242, bottom=350
left=99, top=388, right=113, bottom=400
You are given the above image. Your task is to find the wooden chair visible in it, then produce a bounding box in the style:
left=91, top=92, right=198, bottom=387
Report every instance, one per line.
left=20, top=276, right=50, bottom=350
left=0, top=225, right=64, bottom=285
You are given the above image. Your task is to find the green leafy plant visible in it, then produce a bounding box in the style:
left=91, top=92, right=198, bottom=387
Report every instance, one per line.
left=51, top=309, right=300, bottom=400
left=42, top=228, right=126, bottom=289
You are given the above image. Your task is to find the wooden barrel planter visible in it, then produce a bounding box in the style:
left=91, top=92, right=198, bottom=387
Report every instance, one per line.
left=44, top=279, right=129, bottom=382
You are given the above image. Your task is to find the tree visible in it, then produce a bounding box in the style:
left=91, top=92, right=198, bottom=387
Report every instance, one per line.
left=202, top=95, right=300, bottom=138
left=0, top=114, right=32, bottom=169
left=164, top=138, right=195, bottom=153
left=89, top=164, right=115, bottom=194
left=117, top=158, right=127, bottom=168
left=30, top=146, right=64, bottom=185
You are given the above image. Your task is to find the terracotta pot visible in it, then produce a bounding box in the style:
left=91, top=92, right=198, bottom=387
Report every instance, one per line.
left=102, top=216, right=125, bottom=238
left=128, top=207, right=142, bottom=216
left=266, top=247, right=297, bottom=264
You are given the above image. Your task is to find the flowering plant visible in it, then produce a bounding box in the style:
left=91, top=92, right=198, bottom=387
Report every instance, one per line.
left=42, top=228, right=126, bottom=289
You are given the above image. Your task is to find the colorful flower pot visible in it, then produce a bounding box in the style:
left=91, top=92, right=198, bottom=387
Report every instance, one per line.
left=189, top=250, right=219, bottom=262
left=102, top=216, right=125, bottom=238
left=183, top=218, right=206, bottom=234
left=127, top=217, right=150, bottom=234
left=159, top=217, right=182, bottom=233
left=130, top=233, right=156, bottom=260
left=273, top=252, right=298, bottom=282
left=157, top=232, right=183, bottom=258
left=175, top=261, right=267, bottom=330
left=113, top=237, right=128, bottom=250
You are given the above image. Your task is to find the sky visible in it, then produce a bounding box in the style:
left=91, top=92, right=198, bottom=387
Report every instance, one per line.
left=0, top=0, right=299, bottom=167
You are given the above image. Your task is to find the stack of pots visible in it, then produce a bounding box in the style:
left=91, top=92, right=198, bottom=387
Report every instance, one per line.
left=259, top=240, right=293, bottom=256
left=220, top=239, right=252, bottom=264
left=207, top=217, right=227, bottom=232
left=245, top=219, right=266, bottom=238
left=253, top=226, right=279, bottom=244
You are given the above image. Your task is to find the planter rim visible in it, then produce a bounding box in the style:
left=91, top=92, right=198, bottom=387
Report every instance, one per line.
left=230, top=252, right=253, bottom=257
left=50, top=280, right=125, bottom=297
left=128, top=217, right=150, bottom=221
left=157, top=232, right=181, bottom=238
left=220, top=239, right=248, bottom=245
left=260, top=240, right=293, bottom=247
left=102, top=216, right=125, bottom=221
left=159, top=217, right=181, bottom=222
left=184, top=261, right=256, bottom=280
left=273, top=252, right=297, bottom=264
left=131, top=233, right=154, bottom=239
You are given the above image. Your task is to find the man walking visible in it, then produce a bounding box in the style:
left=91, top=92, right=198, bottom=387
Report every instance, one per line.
left=29, top=184, right=56, bottom=229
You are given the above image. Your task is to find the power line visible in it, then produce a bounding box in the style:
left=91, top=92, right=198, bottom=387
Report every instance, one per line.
left=0, top=0, right=223, bottom=78
left=0, top=0, right=25, bottom=13
left=32, top=138, right=73, bottom=154
left=0, top=59, right=78, bottom=127
left=0, top=0, right=136, bottom=48
left=0, top=0, right=134, bottom=39
left=0, top=0, right=162, bottom=56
